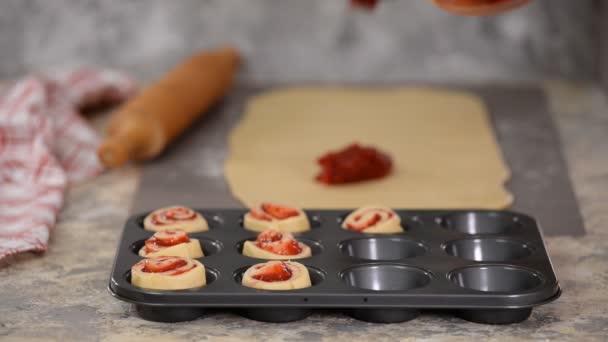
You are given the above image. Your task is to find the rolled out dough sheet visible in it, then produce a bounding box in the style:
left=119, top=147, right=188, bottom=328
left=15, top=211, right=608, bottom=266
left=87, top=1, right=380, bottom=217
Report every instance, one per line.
left=225, top=87, right=513, bottom=209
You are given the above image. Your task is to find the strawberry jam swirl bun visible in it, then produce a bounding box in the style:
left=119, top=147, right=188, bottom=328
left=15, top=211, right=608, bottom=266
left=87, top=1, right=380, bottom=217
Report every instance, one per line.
left=243, top=203, right=310, bottom=233
left=144, top=206, right=208, bottom=233
left=241, top=261, right=311, bottom=291
left=342, top=205, right=403, bottom=234
left=242, top=230, right=312, bottom=260
left=131, top=256, right=206, bottom=290
left=139, top=229, right=204, bottom=258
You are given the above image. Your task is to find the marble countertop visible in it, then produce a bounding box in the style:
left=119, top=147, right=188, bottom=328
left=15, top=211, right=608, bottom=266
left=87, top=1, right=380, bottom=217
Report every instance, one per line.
left=1, top=81, right=607, bottom=341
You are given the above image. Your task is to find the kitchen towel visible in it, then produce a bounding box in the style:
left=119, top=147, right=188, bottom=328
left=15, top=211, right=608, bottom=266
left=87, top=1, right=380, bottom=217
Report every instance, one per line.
left=0, top=68, right=136, bottom=262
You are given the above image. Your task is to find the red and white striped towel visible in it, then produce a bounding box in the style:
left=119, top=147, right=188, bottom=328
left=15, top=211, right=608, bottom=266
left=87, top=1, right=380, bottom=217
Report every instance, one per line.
left=0, top=68, right=136, bottom=262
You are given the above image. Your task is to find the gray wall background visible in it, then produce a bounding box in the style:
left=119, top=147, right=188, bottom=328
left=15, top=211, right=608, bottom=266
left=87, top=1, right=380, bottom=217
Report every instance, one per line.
left=602, top=4, right=608, bottom=91
left=0, top=0, right=601, bottom=83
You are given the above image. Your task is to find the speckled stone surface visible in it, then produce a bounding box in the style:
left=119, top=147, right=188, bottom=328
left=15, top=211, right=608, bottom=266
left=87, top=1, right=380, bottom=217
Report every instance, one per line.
left=1, top=82, right=608, bottom=341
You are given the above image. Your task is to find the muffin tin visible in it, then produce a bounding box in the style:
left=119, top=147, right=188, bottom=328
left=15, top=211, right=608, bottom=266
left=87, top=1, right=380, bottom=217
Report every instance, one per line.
left=108, top=209, right=560, bottom=324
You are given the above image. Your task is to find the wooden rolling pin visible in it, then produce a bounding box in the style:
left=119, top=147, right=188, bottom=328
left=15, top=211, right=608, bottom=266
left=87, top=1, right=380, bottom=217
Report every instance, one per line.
left=98, top=46, right=240, bottom=168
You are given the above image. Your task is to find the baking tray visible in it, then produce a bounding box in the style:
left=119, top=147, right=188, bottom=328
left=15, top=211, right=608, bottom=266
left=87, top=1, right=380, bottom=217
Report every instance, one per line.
left=108, top=208, right=561, bottom=324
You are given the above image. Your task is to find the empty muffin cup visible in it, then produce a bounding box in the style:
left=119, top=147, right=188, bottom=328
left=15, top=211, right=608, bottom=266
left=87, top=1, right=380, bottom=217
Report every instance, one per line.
left=449, top=265, right=543, bottom=293
left=443, top=238, right=532, bottom=262
left=341, top=264, right=432, bottom=292
left=338, top=237, right=427, bottom=261
left=440, top=212, right=519, bottom=235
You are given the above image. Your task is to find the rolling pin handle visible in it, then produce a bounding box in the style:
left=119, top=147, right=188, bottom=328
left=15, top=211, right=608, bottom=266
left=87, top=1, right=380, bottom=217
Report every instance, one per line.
left=98, top=134, right=138, bottom=168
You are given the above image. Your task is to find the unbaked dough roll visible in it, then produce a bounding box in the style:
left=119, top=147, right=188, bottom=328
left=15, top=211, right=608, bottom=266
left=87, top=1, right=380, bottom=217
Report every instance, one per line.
left=144, top=206, right=208, bottom=232
left=242, top=230, right=312, bottom=260
left=242, top=261, right=311, bottom=291
left=342, top=205, right=403, bottom=234
left=131, top=256, right=206, bottom=290
left=243, top=203, right=310, bottom=233
left=139, top=229, right=204, bottom=258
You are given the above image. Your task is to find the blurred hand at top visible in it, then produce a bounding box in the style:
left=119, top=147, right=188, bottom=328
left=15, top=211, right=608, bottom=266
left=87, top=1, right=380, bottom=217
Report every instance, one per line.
left=351, top=0, right=532, bottom=16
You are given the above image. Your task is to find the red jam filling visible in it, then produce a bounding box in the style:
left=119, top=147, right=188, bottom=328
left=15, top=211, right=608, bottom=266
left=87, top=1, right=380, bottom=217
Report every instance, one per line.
left=316, top=143, right=393, bottom=185
left=346, top=209, right=394, bottom=231
left=250, top=208, right=272, bottom=221
left=142, top=257, right=188, bottom=273
left=347, top=213, right=382, bottom=231
left=350, top=0, right=379, bottom=10
left=256, top=230, right=283, bottom=243
left=262, top=203, right=300, bottom=220
left=155, top=229, right=190, bottom=246
left=169, top=265, right=196, bottom=276
left=144, top=229, right=190, bottom=253
left=258, top=240, right=303, bottom=256
left=255, top=231, right=303, bottom=255
left=151, top=207, right=197, bottom=225
left=249, top=203, right=300, bottom=221
left=252, top=262, right=293, bottom=282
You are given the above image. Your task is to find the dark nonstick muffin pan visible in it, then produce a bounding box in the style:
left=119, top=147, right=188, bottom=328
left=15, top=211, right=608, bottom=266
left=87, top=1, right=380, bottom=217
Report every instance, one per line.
left=108, top=209, right=560, bottom=324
